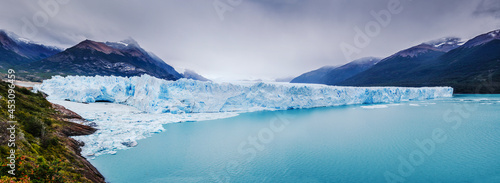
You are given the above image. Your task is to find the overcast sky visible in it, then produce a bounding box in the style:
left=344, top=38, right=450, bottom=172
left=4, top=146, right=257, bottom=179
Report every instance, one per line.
left=1, top=0, right=499, bottom=80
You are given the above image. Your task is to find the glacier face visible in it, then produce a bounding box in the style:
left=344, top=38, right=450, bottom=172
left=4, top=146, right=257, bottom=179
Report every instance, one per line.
left=36, top=75, right=454, bottom=114
left=36, top=75, right=453, bottom=157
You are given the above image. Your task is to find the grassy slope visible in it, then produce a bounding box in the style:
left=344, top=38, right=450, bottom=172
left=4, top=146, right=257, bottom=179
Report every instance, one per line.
left=0, top=81, right=104, bottom=183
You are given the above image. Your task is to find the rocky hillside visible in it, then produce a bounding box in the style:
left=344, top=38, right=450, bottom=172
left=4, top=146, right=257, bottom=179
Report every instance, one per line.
left=22, top=39, right=182, bottom=81
left=0, top=80, right=104, bottom=182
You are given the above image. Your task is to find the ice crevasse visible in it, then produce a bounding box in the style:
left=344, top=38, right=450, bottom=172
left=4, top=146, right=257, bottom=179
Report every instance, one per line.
left=36, top=74, right=454, bottom=114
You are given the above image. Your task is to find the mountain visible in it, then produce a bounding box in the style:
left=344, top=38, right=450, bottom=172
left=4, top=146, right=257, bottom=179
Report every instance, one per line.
left=291, top=57, right=381, bottom=85
left=0, top=30, right=61, bottom=69
left=462, top=29, right=499, bottom=47
left=337, top=38, right=462, bottom=87
left=322, top=57, right=381, bottom=85
left=419, top=30, right=500, bottom=93
left=24, top=39, right=182, bottom=81
left=105, top=38, right=181, bottom=78
left=181, top=69, right=210, bottom=81
left=340, top=30, right=500, bottom=93
left=290, top=65, right=338, bottom=84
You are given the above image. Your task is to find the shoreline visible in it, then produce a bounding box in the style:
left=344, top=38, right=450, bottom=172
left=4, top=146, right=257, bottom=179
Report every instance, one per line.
left=50, top=102, right=106, bottom=182
left=0, top=80, right=105, bottom=182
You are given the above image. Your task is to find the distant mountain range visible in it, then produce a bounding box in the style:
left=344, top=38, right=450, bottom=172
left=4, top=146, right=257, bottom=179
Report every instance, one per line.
left=0, top=30, right=61, bottom=69
left=290, top=57, right=381, bottom=85
left=0, top=30, right=209, bottom=82
left=292, top=29, right=500, bottom=93
left=337, top=37, right=465, bottom=87
left=181, top=69, right=210, bottom=81
left=290, top=65, right=339, bottom=84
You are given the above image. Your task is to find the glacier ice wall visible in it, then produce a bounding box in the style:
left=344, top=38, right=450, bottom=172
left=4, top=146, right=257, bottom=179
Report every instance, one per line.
left=36, top=75, right=454, bottom=114
left=36, top=75, right=453, bottom=157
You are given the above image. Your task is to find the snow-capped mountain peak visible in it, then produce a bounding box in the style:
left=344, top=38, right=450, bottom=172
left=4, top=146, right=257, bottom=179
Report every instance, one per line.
left=392, top=37, right=464, bottom=58
left=488, top=30, right=500, bottom=38
left=423, top=37, right=464, bottom=52
left=0, top=29, right=62, bottom=51
left=182, top=69, right=210, bottom=81
left=75, top=39, right=123, bottom=55
left=463, top=29, right=500, bottom=48
left=424, top=37, right=465, bottom=48
left=0, top=29, right=62, bottom=65
left=104, top=38, right=144, bottom=53
left=2, top=29, right=35, bottom=45
left=116, top=41, right=128, bottom=47
left=120, top=38, right=139, bottom=47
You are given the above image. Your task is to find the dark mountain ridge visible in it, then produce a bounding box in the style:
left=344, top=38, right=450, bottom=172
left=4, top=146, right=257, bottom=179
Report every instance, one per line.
left=0, top=30, right=61, bottom=68
left=339, top=29, right=500, bottom=93
left=24, top=39, right=182, bottom=81
left=290, top=57, right=381, bottom=85
left=290, top=65, right=339, bottom=84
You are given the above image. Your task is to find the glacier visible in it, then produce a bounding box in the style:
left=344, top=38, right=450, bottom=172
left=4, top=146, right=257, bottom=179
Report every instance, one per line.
left=35, top=75, right=453, bottom=157
left=36, top=75, right=453, bottom=114
left=49, top=100, right=238, bottom=157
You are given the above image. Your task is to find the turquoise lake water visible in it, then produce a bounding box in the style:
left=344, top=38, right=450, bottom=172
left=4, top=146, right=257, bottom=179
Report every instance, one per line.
left=89, top=95, right=500, bottom=183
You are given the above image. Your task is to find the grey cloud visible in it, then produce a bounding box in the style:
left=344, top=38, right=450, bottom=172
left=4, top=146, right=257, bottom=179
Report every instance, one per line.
left=0, top=0, right=499, bottom=80
left=474, top=0, right=500, bottom=18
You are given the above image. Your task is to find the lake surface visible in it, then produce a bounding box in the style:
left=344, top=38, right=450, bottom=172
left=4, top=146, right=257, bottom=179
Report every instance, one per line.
left=89, top=95, right=500, bottom=183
